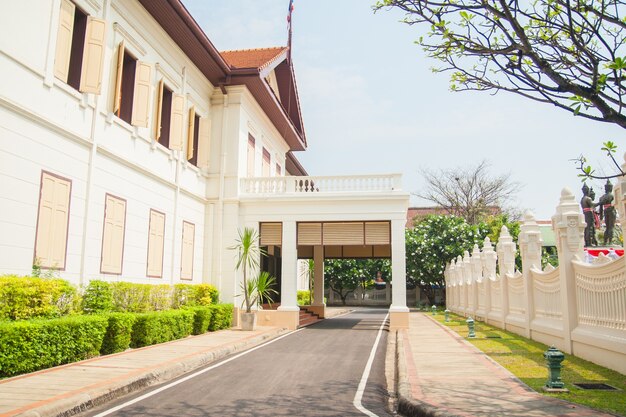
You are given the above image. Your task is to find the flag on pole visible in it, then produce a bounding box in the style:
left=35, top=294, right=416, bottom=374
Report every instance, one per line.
left=287, top=0, right=294, bottom=25
left=287, top=0, right=294, bottom=60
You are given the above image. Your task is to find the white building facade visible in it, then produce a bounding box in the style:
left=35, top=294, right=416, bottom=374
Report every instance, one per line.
left=0, top=0, right=409, bottom=328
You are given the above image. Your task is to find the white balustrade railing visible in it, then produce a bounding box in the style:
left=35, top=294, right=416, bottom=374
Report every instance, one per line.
left=240, top=174, right=402, bottom=195
left=531, top=266, right=562, bottom=320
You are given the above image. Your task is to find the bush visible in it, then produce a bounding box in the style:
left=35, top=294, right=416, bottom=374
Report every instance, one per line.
left=0, top=315, right=108, bottom=377
left=185, top=306, right=214, bottom=335
left=82, top=280, right=113, bottom=313
left=130, top=309, right=194, bottom=348
left=101, top=312, right=136, bottom=355
left=297, top=290, right=312, bottom=306
left=195, top=284, right=219, bottom=305
left=173, top=283, right=219, bottom=308
left=208, top=304, right=233, bottom=331
left=0, top=275, right=79, bottom=320
left=110, top=282, right=152, bottom=313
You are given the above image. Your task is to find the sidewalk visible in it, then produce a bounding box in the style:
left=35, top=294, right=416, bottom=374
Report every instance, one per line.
left=396, top=312, right=618, bottom=417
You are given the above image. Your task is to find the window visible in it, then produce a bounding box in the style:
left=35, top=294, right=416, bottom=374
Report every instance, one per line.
left=187, top=107, right=211, bottom=169
left=34, top=171, right=72, bottom=270
left=146, top=209, right=165, bottom=278
left=54, top=0, right=106, bottom=93
left=262, top=148, right=271, bottom=177
left=100, top=194, right=126, bottom=274
left=276, top=164, right=282, bottom=176
left=180, top=221, right=195, bottom=280
left=155, top=79, right=185, bottom=150
left=247, top=134, right=255, bottom=177
left=113, top=40, right=151, bottom=126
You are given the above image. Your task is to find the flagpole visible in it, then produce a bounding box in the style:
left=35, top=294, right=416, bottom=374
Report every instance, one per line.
left=287, top=0, right=294, bottom=61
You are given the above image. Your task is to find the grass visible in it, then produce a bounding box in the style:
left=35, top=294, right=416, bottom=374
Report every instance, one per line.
left=430, top=312, right=626, bottom=416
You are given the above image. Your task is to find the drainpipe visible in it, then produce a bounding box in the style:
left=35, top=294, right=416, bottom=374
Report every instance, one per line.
left=216, top=92, right=229, bottom=295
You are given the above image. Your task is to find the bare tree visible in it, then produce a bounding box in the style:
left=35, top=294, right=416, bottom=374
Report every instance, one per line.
left=415, top=161, right=520, bottom=224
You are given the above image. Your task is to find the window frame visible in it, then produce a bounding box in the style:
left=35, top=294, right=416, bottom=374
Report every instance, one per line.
left=180, top=220, right=195, bottom=281
left=146, top=208, right=166, bottom=278
left=99, top=193, right=127, bottom=275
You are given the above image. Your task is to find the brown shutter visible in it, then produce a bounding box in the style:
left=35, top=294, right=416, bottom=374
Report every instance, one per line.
left=35, top=172, right=71, bottom=269
left=79, top=17, right=106, bottom=94
left=131, top=61, right=151, bottom=127
left=323, top=222, right=364, bottom=245
left=147, top=209, right=165, bottom=277
left=53, top=0, right=75, bottom=82
left=168, top=94, right=185, bottom=150
left=113, top=40, right=125, bottom=114
left=180, top=221, right=195, bottom=280
left=297, top=223, right=322, bottom=245
left=154, top=78, right=164, bottom=140
left=101, top=195, right=126, bottom=274
left=197, top=117, right=210, bottom=169
left=260, top=223, right=282, bottom=246
left=187, top=106, right=195, bottom=160
left=365, top=222, right=390, bottom=245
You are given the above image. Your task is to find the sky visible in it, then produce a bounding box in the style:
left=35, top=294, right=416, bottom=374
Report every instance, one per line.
left=182, top=0, right=625, bottom=220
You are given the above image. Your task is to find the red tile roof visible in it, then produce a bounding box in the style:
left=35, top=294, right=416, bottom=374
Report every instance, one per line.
left=221, top=47, right=288, bottom=70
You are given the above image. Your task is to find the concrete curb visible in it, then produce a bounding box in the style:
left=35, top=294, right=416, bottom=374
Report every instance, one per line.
left=13, top=327, right=289, bottom=417
left=394, top=330, right=463, bottom=417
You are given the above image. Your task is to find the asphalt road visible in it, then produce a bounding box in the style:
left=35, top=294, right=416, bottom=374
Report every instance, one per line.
left=84, top=308, right=394, bottom=417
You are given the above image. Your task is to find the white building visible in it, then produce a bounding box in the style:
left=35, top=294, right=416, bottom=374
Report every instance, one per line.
left=0, top=0, right=409, bottom=329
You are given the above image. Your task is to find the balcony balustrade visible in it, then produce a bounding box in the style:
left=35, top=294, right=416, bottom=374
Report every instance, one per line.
left=240, top=174, right=402, bottom=196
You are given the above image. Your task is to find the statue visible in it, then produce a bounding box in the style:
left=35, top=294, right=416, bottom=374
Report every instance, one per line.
left=589, top=188, right=599, bottom=246
left=581, top=183, right=597, bottom=247
left=598, top=180, right=617, bottom=246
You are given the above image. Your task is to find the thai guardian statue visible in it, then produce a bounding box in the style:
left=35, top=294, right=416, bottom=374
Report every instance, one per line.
left=580, top=183, right=596, bottom=247
left=598, top=180, right=617, bottom=246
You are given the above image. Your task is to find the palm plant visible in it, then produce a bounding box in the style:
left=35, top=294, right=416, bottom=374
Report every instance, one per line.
left=306, top=259, right=314, bottom=305
left=250, top=271, right=278, bottom=308
left=229, top=227, right=266, bottom=313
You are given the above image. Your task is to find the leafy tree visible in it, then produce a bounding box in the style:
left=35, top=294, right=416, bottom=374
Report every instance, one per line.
left=324, top=259, right=391, bottom=305
left=374, top=0, right=626, bottom=129
left=416, top=161, right=520, bottom=225
left=406, top=215, right=488, bottom=305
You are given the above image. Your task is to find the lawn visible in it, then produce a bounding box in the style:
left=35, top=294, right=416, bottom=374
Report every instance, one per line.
left=431, top=312, right=626, bottom=416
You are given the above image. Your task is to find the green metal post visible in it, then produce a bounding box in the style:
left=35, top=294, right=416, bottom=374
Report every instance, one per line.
left=431, top=305, right=436, bottom=315
left=466, top=317, right=476, bottom=338
left=544, top=346, right=566, bottom=389
left=444, top=309, right=450, bottom=322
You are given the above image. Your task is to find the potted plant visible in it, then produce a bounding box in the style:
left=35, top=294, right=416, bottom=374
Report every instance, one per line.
left=229, top=228, right=277, bottom=330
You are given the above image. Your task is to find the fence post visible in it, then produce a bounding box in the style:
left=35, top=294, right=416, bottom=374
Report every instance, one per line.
left=552, top=187, right=585, bottom=354
left=519, top=211, right=543, bottom=338
left=463, top=251, right=472, bottom=316
left=480, top=237, right=496, bottom=323
left=613, top=153, right=626, bottom=270
left=471, top=244, right=482, bottom=319
left=456, top=255, right=466, bottom=315
left=497, top=226, right=516, bottom=329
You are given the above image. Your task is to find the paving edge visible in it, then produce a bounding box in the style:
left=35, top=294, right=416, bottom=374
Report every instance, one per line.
left=394, top=330, right=464, bottom=417
left=13, top=327, right=290, bottom=417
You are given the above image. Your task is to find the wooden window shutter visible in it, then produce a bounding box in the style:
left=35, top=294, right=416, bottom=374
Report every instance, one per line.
left=147, top=209, right=165, bottom=277
left=53, top=0, right=75, bottom=82
left=262, top=148, right=271, bottom=177
left=35, top=172, right=71, bottom=269
left=131, top=61, right=151, bottom=127
left=79, top=17, right=106, bottom=94
left=168, top=94, right=185, bottom=150
left=197, top=117, right=211, bottom=169
left=180, top=221, right=195, bottom=280
left=247, top=136, right=255, bottom=177
left=365, top=222, right=390, bottom=245
left=297, top=223, right=322, bottom=245
left=113, top=40, right=125, bottom=114
left=260, top=223, right=282, bottom=246
left=101, top=195, right=126, bottom=274
left=154, top=78, right=164, bottom=140
left=187, top=106, right=196, bottom=160
left=323, top=222, right=364, bottom=245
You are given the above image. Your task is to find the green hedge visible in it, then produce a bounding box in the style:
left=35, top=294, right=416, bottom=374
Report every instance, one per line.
left=208, top=304, right=233, bottom=331
left=0, top=315, right=108, bottom=377
left=186, top=306, right=214, bottom=335
left=130, top=309, right=195, bottom=347
left=0, top=275, right=79, bottom=320
left=297, top=290, right=312, bottom=306
left=101, top=312, right=136, bottom=355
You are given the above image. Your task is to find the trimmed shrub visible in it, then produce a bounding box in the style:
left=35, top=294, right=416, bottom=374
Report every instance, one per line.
left=149, top=284, right=173, bottom=311
left=195, top=284, right=219, bottom=305
left=82, top=280, right=113, bottom=313
left=173, top=283, right=219, bottom=308
left=101, top=312, right=136, bottom=355
left=186, top=306, right=214, bottom=335
left=0, top=315, right=108, bottom=377
left=207, top=304, right=233, bottom=331
left=130, top=309, right=194, bottom=348
left=0, top=275, right=79, bottom=320
left=297, top=290, right=312, bottom=306
left=110, top=282, right=152, bottom=313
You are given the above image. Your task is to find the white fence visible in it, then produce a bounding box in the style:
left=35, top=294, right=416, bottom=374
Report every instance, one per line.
left=445, top=188, right=626, bottom=375
left=240, top=174, right=402, bottom=195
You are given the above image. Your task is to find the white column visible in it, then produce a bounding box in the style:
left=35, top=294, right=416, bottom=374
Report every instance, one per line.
left=552, top=187, right=585, bottom=353
left=390, top=219, right=409, bottom=312
left=278, top=221, right=299, bottom=311
left=313, top=245, right=325, bottom=306
left=519, top=211, right=543, bottom=338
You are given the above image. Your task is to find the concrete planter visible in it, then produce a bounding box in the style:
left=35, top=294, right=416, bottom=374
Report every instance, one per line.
left=241, top=312, right=257, bottom=331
